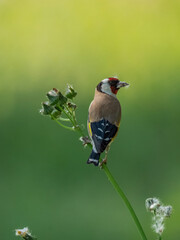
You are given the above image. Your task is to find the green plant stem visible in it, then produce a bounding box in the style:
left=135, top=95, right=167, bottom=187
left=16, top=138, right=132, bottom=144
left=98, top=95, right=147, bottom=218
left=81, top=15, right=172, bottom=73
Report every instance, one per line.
left=59, top=117, right=70, bottom=122
left=57, top=105, right=75, bottom=126
left=51, top=115, right=75, bottom=131
left=102, top=164, right=147, bottom=240
left=64, top=105, right=76, bottom=125
left=159, top=235, right=162, bottom=240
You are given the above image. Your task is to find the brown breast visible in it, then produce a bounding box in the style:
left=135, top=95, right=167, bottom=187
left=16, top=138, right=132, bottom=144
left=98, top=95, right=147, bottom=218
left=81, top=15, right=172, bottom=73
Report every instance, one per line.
left=88, top=90, right=121, bottom=127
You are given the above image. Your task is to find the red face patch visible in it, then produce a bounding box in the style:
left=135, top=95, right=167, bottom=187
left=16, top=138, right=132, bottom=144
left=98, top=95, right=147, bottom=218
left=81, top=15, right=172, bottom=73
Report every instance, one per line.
left=108, top=77, right=120, bottom=94
left=110, top=86, right=118, bottom=94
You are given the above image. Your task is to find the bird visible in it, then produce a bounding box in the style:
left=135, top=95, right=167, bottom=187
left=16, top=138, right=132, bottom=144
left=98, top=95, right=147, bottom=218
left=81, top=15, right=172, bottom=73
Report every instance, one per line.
left=87, top=77, right=129, bottom=166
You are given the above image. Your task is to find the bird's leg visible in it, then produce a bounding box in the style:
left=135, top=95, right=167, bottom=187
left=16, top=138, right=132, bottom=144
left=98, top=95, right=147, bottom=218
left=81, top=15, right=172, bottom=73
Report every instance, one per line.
left=79, top=136, right=91, bottom=146
left=100, top=145, right=110, bottom=167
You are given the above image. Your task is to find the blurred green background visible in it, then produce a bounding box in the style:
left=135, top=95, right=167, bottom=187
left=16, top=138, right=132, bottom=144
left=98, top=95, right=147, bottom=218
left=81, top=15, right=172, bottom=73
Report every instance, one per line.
left=0, top=0, right=180, bottom=239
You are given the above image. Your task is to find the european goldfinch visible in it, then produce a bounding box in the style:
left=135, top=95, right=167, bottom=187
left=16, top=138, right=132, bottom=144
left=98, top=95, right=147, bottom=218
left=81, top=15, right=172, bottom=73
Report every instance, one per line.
left=87, top=77, right=129, bottom=166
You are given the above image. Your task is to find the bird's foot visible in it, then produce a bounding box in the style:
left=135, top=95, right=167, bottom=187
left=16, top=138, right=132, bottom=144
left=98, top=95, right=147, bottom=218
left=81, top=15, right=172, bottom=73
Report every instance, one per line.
left=79, top=136, right=91, bottom=146
left=99, top=158, right=107, bottom=168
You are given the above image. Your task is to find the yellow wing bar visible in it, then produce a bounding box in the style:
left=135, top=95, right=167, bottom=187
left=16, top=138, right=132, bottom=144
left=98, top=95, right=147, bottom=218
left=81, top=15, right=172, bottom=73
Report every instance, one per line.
left=88, top=122, right=92, bottom=137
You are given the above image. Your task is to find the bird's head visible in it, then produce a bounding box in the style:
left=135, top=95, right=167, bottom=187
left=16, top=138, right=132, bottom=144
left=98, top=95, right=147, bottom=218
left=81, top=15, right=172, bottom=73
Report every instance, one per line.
left=97, top=77, right=129, bottom=97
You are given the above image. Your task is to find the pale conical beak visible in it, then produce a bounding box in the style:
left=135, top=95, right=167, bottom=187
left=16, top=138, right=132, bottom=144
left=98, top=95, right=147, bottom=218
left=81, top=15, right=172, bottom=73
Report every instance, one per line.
left=117, top=81, right=129, bottom=88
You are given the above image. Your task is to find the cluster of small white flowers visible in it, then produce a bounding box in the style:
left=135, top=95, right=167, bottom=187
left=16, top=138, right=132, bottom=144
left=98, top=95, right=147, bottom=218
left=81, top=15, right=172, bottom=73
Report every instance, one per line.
left=145, top=198, right=172, bottom=235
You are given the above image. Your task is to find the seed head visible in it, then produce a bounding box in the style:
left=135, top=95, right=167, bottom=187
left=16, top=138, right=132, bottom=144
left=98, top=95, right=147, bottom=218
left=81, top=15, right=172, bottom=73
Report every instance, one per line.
left=145, top=198, right=160, bottom=212
left=145, top=197, right=172, bottom=236
left=65, top=84, right=77, bottom=99
left=47, top=89, right=60, bottom=105
left=40, top=102, right=54, bottom=115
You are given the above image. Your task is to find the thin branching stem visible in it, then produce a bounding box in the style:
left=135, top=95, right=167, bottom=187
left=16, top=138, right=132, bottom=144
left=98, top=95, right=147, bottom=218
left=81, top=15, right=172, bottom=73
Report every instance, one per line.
left=51, top=115, right=75, bottom=131
left=64, top=105, right=76, bottom=125
left=57, top=104, right=75, bottom=126
left=59, top=117, right=70, bottom=122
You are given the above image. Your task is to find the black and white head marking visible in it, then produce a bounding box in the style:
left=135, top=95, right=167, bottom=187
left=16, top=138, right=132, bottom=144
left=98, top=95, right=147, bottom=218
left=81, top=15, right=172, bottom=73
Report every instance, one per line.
left=96, top=77, right=129, bottom=97
left=96, top=82, right=103, bottom=93
left=97, top=78, right=117, bottom=98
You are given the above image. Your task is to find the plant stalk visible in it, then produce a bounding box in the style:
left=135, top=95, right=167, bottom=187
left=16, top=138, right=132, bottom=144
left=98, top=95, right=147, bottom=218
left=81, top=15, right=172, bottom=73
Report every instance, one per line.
left=51, top=115, right=75, bottom=131
left=102, top=164, right=147, bottom=240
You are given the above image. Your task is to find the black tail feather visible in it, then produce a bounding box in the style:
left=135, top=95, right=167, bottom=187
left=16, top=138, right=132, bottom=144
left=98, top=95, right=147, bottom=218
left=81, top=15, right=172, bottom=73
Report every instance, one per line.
left=87, top=150, right=100, bottom=166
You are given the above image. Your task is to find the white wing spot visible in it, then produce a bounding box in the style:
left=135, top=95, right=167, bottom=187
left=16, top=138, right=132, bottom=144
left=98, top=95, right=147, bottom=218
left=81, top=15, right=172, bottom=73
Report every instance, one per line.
left=104, top=137, right=111, bottom=141
left=105, top=130, right=110, bottom=133
left=98, top=128, right=103, bottom=132
left=95, top=134, right=103, bottom=140
left=89, top=159, right=98, bottom=164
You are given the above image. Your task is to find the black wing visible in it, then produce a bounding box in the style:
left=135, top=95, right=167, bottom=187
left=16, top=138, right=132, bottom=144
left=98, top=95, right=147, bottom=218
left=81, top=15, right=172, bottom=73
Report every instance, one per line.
left=90, top=119, right=118, bottom=153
